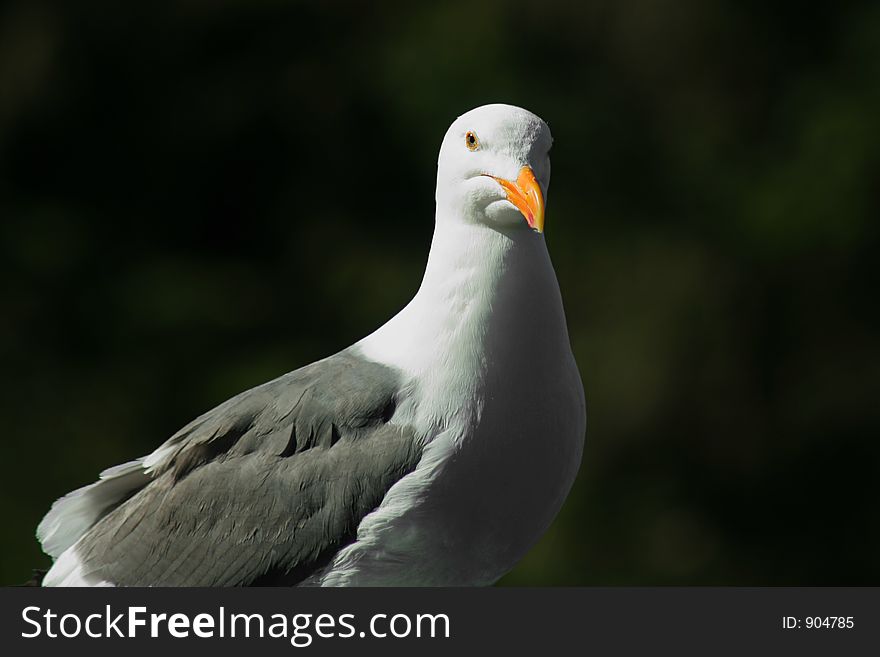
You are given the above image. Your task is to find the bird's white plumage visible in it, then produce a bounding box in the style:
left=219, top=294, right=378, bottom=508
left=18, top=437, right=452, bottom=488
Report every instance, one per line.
left=39, top=103, right=585, bottom=587
left=305, top=104, right=584, bottom=585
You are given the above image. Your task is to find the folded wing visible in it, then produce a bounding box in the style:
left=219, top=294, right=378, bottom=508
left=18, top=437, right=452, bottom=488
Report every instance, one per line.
left=39, top=351, right=422, bottom=586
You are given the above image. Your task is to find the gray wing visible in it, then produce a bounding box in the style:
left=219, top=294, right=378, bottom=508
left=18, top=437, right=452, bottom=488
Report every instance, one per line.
left=70, top=350, right=422, bottom=586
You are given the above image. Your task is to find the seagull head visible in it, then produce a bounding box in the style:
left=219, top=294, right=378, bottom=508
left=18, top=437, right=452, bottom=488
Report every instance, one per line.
left=436, top=103, right=552, bottom=233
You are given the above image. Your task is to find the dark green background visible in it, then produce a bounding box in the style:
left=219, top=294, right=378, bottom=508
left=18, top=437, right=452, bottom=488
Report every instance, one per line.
left=2, top=0, right=878, bottom=586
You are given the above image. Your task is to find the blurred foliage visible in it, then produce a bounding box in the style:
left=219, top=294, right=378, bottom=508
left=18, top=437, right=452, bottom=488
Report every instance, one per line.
left=1, top=0, right=878, bottom=586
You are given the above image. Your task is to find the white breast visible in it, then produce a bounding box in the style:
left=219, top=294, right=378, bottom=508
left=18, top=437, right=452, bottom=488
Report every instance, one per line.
left=310, top=222, right=585, bottom=586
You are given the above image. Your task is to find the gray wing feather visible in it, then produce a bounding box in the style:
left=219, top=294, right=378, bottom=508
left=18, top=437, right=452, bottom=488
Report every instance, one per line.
left=72, top=351, right=422, bottom=586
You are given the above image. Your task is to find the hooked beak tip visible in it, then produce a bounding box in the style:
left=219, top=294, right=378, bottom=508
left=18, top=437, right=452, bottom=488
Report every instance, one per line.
left=485, top=166, right=545, bottom=233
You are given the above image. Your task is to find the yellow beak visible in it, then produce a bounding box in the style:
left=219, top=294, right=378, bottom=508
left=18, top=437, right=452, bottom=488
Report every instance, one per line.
left=486, top=166, right=545, bottom=233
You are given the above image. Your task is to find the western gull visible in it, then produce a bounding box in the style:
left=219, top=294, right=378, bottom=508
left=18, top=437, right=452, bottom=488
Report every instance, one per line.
left=37, top=103, right=586, bottom=587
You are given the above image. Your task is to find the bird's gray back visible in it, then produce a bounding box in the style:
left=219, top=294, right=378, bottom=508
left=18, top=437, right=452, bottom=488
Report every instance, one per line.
left=73, top=350, right=422, bottom=586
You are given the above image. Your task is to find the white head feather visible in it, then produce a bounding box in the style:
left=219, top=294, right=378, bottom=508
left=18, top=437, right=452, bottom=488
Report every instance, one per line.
left=435, top=103, right=552, bottom=231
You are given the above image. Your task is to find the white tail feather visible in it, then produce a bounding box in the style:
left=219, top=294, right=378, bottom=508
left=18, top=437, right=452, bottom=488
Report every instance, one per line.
left=42, top=546, right=115, bottom=587
left=36, top=459, right=150, bottom=559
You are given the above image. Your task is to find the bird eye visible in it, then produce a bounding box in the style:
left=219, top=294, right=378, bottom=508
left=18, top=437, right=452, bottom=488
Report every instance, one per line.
left=465, top=131, right=479, bottom=151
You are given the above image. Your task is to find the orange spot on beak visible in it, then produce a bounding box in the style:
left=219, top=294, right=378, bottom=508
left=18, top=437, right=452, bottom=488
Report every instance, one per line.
left=486, top=166, right=545, bottom=233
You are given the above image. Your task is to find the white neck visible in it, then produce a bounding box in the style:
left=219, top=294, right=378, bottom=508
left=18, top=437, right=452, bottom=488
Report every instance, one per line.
left=355, top=214, right=571, bottom=425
